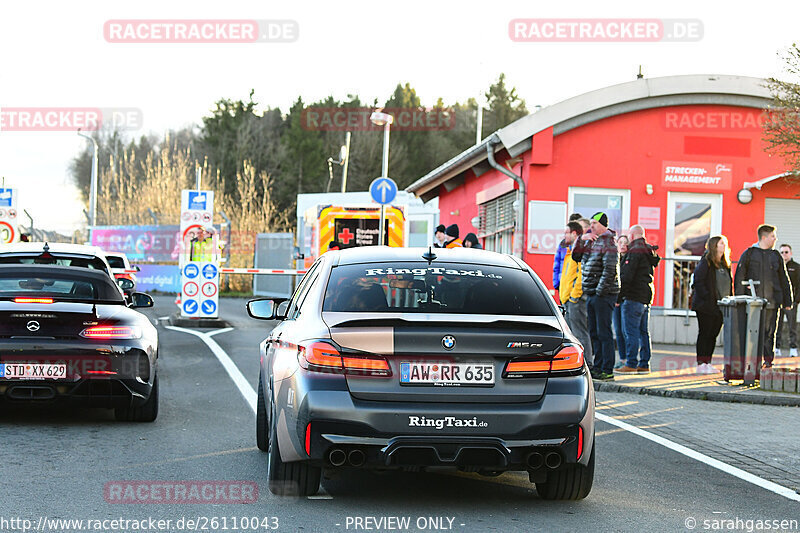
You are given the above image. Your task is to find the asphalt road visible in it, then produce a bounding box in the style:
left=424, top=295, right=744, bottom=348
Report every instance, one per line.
left=1, top=295, right=798, bottom=533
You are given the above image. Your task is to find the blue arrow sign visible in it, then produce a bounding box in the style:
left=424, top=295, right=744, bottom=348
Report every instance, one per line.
left=202, top=264, right=218, bottom=279
left=369, top=177, right=398, bottom=205
left=183, top=299, right=198, bottom=314
left=0, top=188, right=12, bottom=207
left=183, top=263, right=199, bottom=279
left=201, top=300, right=217, bottom=315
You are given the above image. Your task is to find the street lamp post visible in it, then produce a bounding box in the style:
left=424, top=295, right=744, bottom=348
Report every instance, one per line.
left=77, top=130, right=98, bottom=239
left=370, top=111, right=393, bottom=245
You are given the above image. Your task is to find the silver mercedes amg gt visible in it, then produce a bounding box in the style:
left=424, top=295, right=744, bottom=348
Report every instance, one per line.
left=247, top=247, right=595, bottom=499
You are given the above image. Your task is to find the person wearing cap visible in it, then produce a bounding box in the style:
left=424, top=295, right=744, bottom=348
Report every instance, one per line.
left=580, top=212, right=620, bottom=382
left=433, top=224, right=447, bottom=248
left=190, top=225, right=217, bottom=262
left=444, top=224, right=462, bottom=248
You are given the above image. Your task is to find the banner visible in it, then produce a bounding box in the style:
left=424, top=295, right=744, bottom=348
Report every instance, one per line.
left=135, top=264, right=181, bottom=293
left=91, top=225, right=181, bottom=262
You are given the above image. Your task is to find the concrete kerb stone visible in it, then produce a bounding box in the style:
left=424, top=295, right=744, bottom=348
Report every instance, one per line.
left=593, top=381, right=800, bottom=407
left=168, top=313, right=231, bottom=329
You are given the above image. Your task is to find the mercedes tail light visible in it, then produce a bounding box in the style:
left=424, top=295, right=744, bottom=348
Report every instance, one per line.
left=14, top=298, right=54, bottom=304
left=79, top=326, right=142, bottom=339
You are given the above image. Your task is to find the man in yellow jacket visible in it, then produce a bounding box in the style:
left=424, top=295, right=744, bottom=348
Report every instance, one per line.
left=560, top=220, right=594, bottom=369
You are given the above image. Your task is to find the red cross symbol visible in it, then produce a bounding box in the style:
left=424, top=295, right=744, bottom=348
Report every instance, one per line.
left=338, top=227, right=354, bottom=245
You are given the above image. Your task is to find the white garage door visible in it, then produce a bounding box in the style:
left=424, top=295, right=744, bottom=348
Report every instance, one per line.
left=764, top=198, right=800, bottom=254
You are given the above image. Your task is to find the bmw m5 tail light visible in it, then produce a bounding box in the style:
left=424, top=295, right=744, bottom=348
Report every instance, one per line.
left=79, top=326, right=142, bottom=339
left=298, top=341, right=391, bottom=376
left=504, top=344, right=584, bottom=377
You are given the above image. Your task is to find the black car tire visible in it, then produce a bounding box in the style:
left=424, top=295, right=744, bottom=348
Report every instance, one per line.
left=267, top=403, right=321, bottom=497
left=256, top=372, right=270, bottom=452
left=535, top=444, right=595, bottom=500
left=115, top=375, right=159, bottom=423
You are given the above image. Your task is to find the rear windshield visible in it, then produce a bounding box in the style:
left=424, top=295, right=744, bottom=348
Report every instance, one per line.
left=0, top=256, right=109, bottom=272
left=0, top=274, right=123, bottom=302
left=322, top=262, right=553, bottom=316
left=106, top=256, right=126, bottom=268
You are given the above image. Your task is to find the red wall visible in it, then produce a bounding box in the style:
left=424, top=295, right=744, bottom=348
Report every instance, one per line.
left=436, top=104, right=798, bottom=306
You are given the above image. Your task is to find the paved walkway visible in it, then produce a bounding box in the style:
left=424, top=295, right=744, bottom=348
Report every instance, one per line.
left=593, top=343, right=800, bottom=406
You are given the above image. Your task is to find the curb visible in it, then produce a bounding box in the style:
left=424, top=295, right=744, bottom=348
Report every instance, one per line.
left=594, top=382, right=800, bottom=407
left=168, top=313, right=231, bottom=329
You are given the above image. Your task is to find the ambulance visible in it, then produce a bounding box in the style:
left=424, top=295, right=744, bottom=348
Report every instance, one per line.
left=302, top=204, right=405, bottom=267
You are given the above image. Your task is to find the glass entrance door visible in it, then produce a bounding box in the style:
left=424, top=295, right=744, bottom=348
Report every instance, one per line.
left=664, top=192, right=723, bottom=309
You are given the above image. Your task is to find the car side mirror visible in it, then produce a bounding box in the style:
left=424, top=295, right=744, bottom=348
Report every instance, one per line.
left=558, top=305, right=567, bottom=317
left=130, top=292, right=154, bottom=308
left=247, top=298, right=288, bottom=320
left=134, top=265, right=141, bottom=272
left=117, top=278, right=135, bottom=290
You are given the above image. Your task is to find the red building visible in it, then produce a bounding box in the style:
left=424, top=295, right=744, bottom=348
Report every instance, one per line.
left=407, top=74, right=799, bottom=312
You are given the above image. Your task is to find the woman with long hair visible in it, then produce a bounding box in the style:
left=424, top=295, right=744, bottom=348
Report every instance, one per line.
left=691, top=235, right=733, bottom=374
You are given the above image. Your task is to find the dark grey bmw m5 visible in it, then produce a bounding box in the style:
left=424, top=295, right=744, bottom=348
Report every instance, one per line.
left=247, top=247, right=595, bottom=498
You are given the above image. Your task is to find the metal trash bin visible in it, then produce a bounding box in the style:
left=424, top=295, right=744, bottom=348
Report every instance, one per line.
left=718, top=295, right=766, bottom=385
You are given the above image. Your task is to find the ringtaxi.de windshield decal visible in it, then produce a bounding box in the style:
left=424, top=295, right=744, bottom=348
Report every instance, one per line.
left=363, top=267, right=502, bottom=279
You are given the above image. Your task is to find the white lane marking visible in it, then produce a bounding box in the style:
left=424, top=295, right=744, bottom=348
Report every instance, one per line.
left=307, top=487, right=333, bottom=500
left=596, top=412, right=800, bottom=502
left=165, top=326, right=256, bottom=413
left=207, top=327, right=234, bottom=338
left=166, top=325, right=333, bottom=499
left=157, top=316, right=170, bottom=320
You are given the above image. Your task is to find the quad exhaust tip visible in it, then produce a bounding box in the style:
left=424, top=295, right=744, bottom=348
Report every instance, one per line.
left=525, top=451, right=544, bottom=470
left=545, top=451, right=562, bottom=469
left=348, top=449, right=366, bottom=467
left=328, top=448, right=347, bottom=467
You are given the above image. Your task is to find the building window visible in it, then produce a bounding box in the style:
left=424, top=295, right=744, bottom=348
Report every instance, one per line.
left=568, top=188, right=630, bottom=236
left=478, top=192, right=515, bottom=253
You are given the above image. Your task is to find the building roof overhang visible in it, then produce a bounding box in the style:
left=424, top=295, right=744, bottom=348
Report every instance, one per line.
left=406, top=75, right=773, bottom=199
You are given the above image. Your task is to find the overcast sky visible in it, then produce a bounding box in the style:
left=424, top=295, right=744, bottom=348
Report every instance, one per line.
left=0, top=0, right=797, bottom=235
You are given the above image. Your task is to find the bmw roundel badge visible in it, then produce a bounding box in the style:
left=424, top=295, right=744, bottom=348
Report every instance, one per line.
left=442, top=335, right=456, bottom=350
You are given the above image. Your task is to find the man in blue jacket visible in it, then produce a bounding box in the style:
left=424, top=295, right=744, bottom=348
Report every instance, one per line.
left=552, top=213, right=582, bottom=295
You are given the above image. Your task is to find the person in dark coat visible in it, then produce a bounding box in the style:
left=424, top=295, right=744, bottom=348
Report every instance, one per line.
left=733, top=224, right=793, bottom=368
left=776, top=244, right=800, bottom=356
left=613, top=235, right=630, bottom=370
left=691, top=235, right=733, bottom=374
left=463, top=233, right=482, bottom=249
left=580, top=212, right=620, bottom=381
left=616, top=225, right=661, bottom=374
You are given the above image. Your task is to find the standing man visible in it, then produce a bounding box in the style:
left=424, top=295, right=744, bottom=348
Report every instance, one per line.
left=190, top=225, right=217, bottom=262
left=553, top=213, right=583, bottom=295
left=616, top=225, right=660, bottom=374
left=581, top=212, right=620, bottom=381
left=734, top=224, right=793, bottom=368
left=559, top=221, right=593, bottom=369
left=433, top=224, right=447, bottom=248
left=777, top=244, right=800, bottom=357
left=443, top=224, right=463, bottom=248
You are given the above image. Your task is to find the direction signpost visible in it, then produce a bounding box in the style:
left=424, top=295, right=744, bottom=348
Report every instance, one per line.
left=369, top=177, right=397, bottom=246
left=0, top=188, right=19, bottom=244
left=179, top=189, right=219, bottom=318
